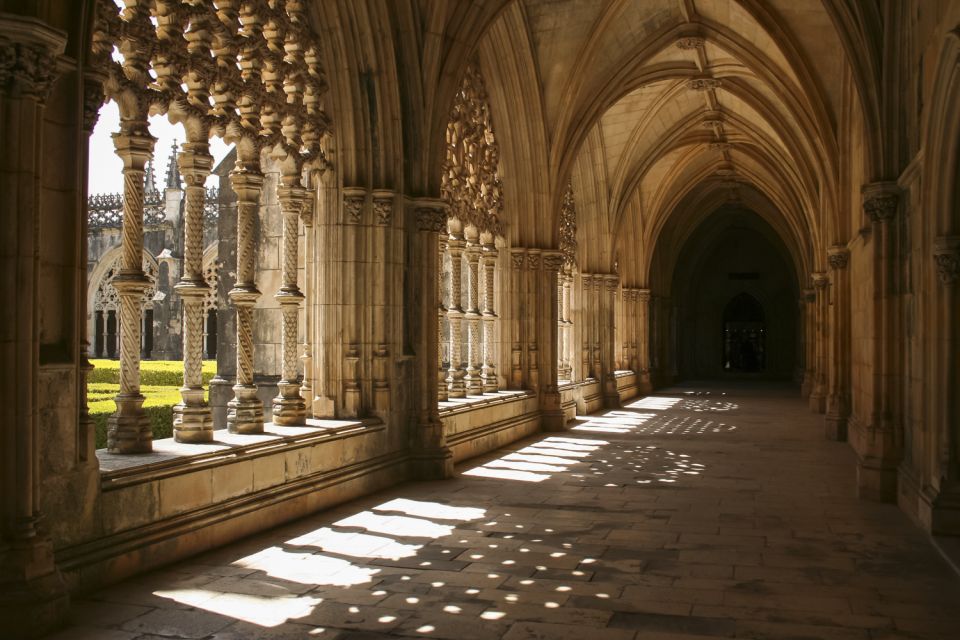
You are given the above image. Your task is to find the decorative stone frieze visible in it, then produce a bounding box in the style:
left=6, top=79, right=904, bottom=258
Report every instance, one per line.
left=934, top=236, right=960, bottom=285
left=828, top=246, right=850, bottom=270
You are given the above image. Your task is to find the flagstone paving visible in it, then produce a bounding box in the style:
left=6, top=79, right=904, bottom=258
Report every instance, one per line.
left=44, top=383, right=960, bottom=639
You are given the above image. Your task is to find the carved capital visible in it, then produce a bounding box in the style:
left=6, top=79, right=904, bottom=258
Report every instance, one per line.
left=416, top=207, right=447, bottom=233
left=638, top=288, right=651, bottom=304
left=812, top=272, right=829, bottom=289
left=343, top=194, right=364, bottom=225
left=803, top=288, right=816, bottom=303
left=82, top=74, right=106, bottom=132
left=510, top=250, right=525, bottom=270
left=862, top=182, right=900, bottom=223
left=0, top=18, right=65, bottom=102
left=827, top=246, right=850, bottom=270
left=543, top=252, right=564, bottom=273
left=934, top=236, right=960, bottom=285
left=527, top=251, right=541, bottom=271
left=372, top=196, right=393, bottom=226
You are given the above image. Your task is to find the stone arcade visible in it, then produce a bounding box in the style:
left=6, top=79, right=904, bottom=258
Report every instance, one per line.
left=1, top=1, right=960, bottom=638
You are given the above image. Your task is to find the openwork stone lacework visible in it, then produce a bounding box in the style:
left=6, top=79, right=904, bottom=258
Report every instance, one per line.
left=441, top=60, right=503, bottom=235
left=93, top=256, right=158, bottom=311
left=87, top=187, right=220, bottom=230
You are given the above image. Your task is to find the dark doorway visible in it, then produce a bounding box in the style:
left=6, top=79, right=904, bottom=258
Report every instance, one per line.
left=722, top=292, right=765, bottom=372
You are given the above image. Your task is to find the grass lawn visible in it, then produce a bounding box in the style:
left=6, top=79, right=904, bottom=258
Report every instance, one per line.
left=89, top=360, right=216, bottom=450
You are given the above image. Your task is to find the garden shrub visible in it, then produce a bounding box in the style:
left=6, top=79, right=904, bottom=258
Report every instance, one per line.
left=89, top=359, right=217, bottom=386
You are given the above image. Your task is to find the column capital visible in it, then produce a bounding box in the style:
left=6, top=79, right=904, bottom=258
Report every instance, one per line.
left=862, top=181, right=900, bottom=224
left=371, top=189, right=394, bottom=226
left=827, top=245, right=850, bottom=270
left=0, top=14, right=66, bottom=101
left=543, top=251, right=564, bottom=273
left=342, top=187, right=365, bottom=224
left=113, top=125, right=156, bottom=170
left=803, top=288, right=816, bottom=303
left=637, top=288, right=651, bottom=303
left=510, top=249, right=525, bottom=270
left=416, top=206, right=447, bottom=232
left=812, top=271, right=829, bottom=289
left=934, top=235, right=960, bottom=285
left=526, top=249, right=541, bottom=271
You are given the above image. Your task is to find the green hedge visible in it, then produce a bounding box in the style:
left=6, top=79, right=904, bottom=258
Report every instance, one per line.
left=88, top=360, right=215, bottom=449
left=89, top=359, right=217, bottom=386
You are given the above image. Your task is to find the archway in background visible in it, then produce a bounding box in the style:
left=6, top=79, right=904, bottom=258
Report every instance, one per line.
left=722, top=292, right=766, bottom=373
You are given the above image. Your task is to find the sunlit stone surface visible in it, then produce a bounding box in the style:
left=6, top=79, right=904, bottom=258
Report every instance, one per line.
left=45, top=384, right=960, bottom=639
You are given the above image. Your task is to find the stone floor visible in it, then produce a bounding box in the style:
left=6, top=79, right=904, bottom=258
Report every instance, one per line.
left=45, top=383, right=960, bottom=639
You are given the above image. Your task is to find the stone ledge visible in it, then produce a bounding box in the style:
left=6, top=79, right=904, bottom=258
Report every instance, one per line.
left=438, top=389, right=533, bottom=417
left=98, top=418, right=380, bottom=484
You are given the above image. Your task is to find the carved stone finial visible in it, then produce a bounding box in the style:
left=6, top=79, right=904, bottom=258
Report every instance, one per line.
left=827, top=246, right=850, bottom=270
left=934, top=236, right=960, bottom=285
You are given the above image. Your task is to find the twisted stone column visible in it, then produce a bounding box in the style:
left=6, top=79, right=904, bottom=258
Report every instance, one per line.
left=272, top=179, right=307, bottom=425
left=464, top=240, right=483, bottom=395
left=446, top=231, right=466, bottom=397
left=825, top=247, right=850, bottom=440
left=173, top=142, right=214, bottom=442
left=107, top=122, right=155, bottom=453
left=227, top=161, right=264, bottom=434
left=438, top=236, right=449, bottom=402
left=482, top=240, right=499, bottom=393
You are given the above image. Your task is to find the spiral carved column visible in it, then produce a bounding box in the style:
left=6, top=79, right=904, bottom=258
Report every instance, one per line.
left=446, top=232, right=467, bottom=398
left=437, top=236, right=449, bottom=402
left=482, top=240, right=499, bottom=393
left=272, top=179, right=308, bottom=425
left=464, top=240, right=483, bottom=395
left=107, top=123, right=155, bottom=453
left=173, top=142, right=214, bottom=442
left=227, top=163, right=265, bottom=434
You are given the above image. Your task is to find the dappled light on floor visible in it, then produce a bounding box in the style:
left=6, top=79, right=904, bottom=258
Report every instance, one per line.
left=59, top=387, right=960, bottom=640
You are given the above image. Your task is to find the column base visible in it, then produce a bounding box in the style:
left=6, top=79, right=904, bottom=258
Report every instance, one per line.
left=540, top=388, right=566, bottom=432
left=602, top=376, right=621, bottom=409
left=227, top=384, right=264, bottom=434
left=107, top=393, right=153, bottom=453
left=0, top=539, right=70, bottom=639
left=824, top=412, right=848, bottom=441
left=918, top=482, right=960, bottom=536
left=410, top=447, right=455, bottom=480
left=808, top=390, right=826, bottom=413
left=173, top=393, right=214, bottom=443
left=857, top=455, right=899, bottom=502
left=465, top=367, right=483, bottom=395
left=447, top=374, right=466, bottom=399
left=272, top=383, right=307, bottom=425
left=638, top=371, right=653, bottom=395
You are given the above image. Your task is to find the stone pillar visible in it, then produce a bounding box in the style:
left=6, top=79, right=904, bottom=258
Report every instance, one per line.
left=271, top=177, right=307, bottom=425
left=482, top=237, right=499, bottom=393
left=825, top=246, right=850, bottom=440
left=560, top=270, right=573, bottom=380
left=857, top=182, right=901, bottom=501
left=0, top=15, right=70, bottom=635
left=800, top=288, right=816, bottom=397
left=437, top=235, right=449, bottom=402
left=464, top=236, right=483, bottom=395
left=925, top=236, right=960, bottom=532
left=541, top=252, right=566, bottom=429
left=601, top=275, right=621, bottom=407
left=526, top=250, right=542, bottom=392
left=173, top=141, right=214, bottom=442
left=557, top=271, right=566, bottom=378
left=509, top=250, right=526, bottom=388
left=226, top=154, right=265, bottom=434
left=300, top=177, right=317, bottom=414
left=637, top=289, right=652, bottom=393
left=808, top=272, right=828, bottom=413
left=413, top=204, right=453, bottom=478
left=371, top=190, right=395, bottom=411
left=107, top=120, right=156, bottom=453
left=446, top=224, right=466, bottom=397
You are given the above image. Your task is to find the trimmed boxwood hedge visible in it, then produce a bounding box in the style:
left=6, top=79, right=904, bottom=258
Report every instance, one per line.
left=89, top=359, right=217, bottom=386
left=88, top=360, right=215, bottom=449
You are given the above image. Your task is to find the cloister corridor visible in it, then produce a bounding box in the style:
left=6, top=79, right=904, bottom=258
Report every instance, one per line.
left=43, top=385, right=960, bottom=640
